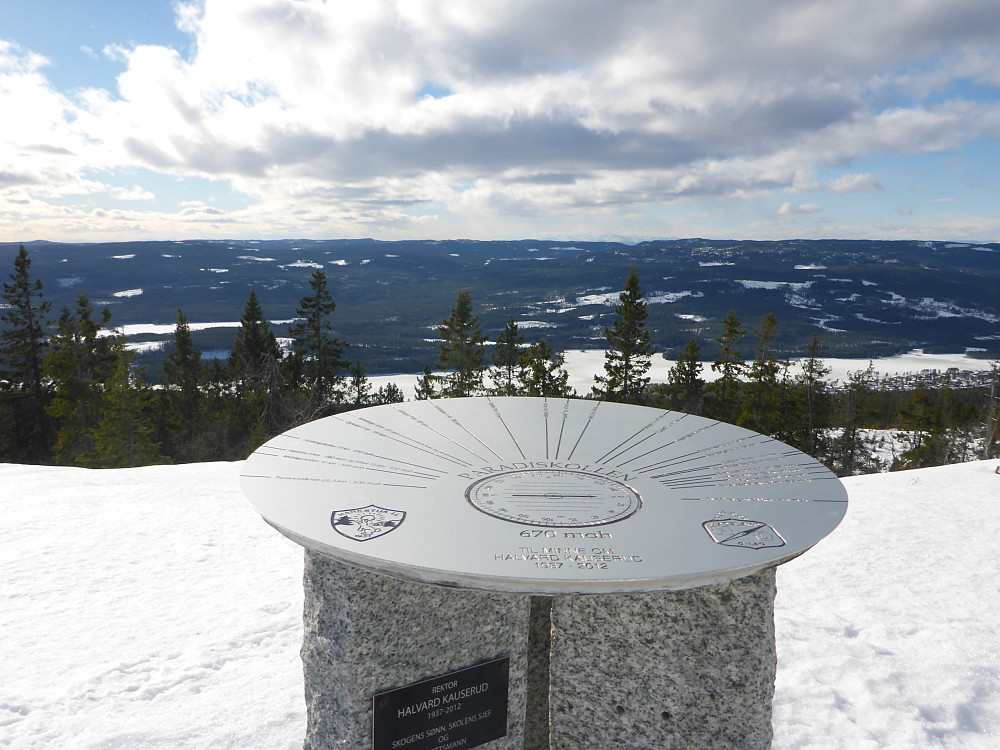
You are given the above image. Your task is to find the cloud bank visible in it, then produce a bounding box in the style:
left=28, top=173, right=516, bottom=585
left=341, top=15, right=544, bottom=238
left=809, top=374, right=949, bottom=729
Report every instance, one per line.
left=3, top=0, right=1000, bottom=240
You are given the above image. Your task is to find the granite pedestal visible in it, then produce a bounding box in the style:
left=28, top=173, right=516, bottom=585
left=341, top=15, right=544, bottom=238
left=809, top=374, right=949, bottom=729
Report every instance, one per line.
left=242, top=398, right=847, bottom=750
left=548, top=568, right=777, bottom=749
left=301, top=551, right=531, bottom=749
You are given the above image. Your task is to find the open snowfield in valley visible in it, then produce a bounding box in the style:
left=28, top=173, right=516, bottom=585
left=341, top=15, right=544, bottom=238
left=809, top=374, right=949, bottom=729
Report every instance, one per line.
left=2, top=459, right=999, bottom=749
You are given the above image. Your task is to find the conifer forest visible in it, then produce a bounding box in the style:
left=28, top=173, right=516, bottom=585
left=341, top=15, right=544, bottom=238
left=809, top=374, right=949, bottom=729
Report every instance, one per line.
left=2, top=246, right=997, bottom=474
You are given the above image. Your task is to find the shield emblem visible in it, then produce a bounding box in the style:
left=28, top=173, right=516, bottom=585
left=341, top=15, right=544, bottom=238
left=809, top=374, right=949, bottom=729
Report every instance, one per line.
left=703, top=518, right=786, bottom=549
left=331, top=504, right=406, bottom=542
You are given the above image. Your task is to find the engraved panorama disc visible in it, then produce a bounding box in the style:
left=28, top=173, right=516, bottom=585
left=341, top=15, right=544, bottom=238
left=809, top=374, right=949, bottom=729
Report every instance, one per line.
left=240, top=397, right=848, bottom=594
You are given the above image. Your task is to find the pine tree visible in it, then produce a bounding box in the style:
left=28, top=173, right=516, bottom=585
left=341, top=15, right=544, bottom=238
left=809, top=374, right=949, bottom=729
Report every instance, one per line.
left=435, top=290, right=486, bottom=398
left=521, top=339, right=572, bottom=398
left=44, top=294, right=117, bottom=466
left=0, top=245, right=53, bottom=461
left=158, top=309, right=205, bottom=462
left=592, top=267, right=654, bottom=404
left=738, top=313, right=786, bottom=438
left=664, top=337, right=704, bottom=413
left=705, top=311, right=745, bottom=423
left=490, top=316, right=527, bottom=396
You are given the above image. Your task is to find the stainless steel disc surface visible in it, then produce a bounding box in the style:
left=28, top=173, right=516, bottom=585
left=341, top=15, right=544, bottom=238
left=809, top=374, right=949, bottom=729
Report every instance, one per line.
left=240, top=397, right=848, bottom=594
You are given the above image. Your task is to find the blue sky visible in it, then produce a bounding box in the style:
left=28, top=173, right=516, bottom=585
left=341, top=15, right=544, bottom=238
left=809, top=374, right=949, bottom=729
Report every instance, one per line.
left=3, top=0, right=1000, bottom=243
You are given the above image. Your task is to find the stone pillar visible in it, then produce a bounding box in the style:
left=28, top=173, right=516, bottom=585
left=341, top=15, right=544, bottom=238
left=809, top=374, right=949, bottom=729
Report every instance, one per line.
left=547, top=567, right=777, bottom=750
left=301, top=550, right=532, bottom=750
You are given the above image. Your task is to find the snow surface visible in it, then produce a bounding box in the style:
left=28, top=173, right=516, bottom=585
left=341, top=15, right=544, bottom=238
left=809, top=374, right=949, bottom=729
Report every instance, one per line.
left=3, top=459, right=1000, bottom=748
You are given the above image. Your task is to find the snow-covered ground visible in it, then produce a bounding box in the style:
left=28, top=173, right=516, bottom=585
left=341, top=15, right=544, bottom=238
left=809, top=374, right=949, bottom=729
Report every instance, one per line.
left=2, top=459, right=999, bottom=749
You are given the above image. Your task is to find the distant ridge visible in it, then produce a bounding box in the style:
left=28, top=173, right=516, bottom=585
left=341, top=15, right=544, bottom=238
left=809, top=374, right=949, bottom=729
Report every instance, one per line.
left=2, top=238, right=998, bottom=374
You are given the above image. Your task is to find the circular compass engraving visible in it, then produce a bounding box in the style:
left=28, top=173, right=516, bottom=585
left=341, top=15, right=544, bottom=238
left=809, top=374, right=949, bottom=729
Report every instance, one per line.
left=465, top=469, right=641, bottom=527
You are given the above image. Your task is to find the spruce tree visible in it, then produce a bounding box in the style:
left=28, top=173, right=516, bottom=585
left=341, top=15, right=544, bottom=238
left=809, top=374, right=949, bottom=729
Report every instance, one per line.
left=831, top=364, right=881, bottom=476
left=229, top=290, right=281, bottom=377
left=92, top=336, right=166, bottom=467
left=347, top=361, right=372, bottom=408
left=44, top=294, right=117, bottom=466
left=521, top=339, right=572, bottom=398
left=414, top=362, right=439, bottom=400
left=490, top=316, right=527, bottom=396
left=705, top=311, right=745, bottom=423
left=159, top=309, right=205, bottom=462
left=228, top=290, right=284, bottom=454
left=592, top=267, right=654, bottom=404
left=738, top=313, right=786, bottom=438
left=983, top=363, right=1000, bottom=460
left=664, top=337, right=704, bottom=414
left=789, top=333, right=831, bottom=459
left=374, top=382, right=405, bottom=405
left=287, top=270, right=346, bottom=402
left=894, top=387, right=948, bottom=469
left=435, top=290, right=486, bottom=398
left=0, top=245, right=53, bottom=461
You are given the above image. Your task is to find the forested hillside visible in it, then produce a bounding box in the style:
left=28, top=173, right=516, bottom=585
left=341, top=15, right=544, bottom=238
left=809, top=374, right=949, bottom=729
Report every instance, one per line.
left=2, top=237, right=998, bottom=376
left=3, top=245, right=998, bottom=473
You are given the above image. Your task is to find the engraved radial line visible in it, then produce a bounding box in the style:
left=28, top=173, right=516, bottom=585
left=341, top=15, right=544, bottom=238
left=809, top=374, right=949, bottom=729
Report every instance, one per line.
left=635, top=435, right=772, bottom=471
left=595, top=411, right=680, bottom=464
left=543, top=398, right=550, bottom=460
left=643, top=453, right=814, bottom=479
left=604, top=415, right=696, bottom=466
left=613, top=421, right=721, bottom=468
left=554, top=399, right=570, bottom=459
left=345, top=466, right=441, bottom=480
left=633, top=448, right=704, bottom=473
left=261, top=443, right=441, bottom=478
left=267, top=450, right=440, bottom=480
left=566, top=401, right=602, bottom=461
left=395, top=407, right=492, bottom=463
left=342, top=416, right=472, bottom=467
left=430, top=402, right=506, bottom=461
left=486, top=397, right=526, bottom=459
left=286, top=436, right=447, bottom=475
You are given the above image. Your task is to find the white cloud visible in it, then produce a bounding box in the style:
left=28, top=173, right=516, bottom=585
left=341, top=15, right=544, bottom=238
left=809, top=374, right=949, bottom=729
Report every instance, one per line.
left=778, top=202, right=822, bottom=215
left=113, top=185, right=156, bottom=201
left=828, top=173, right=884, bottom=193
left=2, top=1, right=1000, bottom=240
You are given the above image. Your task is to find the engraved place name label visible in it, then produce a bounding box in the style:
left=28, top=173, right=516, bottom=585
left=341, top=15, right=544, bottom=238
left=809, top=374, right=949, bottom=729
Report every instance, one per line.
left=372, top=657, right=509, bottom=750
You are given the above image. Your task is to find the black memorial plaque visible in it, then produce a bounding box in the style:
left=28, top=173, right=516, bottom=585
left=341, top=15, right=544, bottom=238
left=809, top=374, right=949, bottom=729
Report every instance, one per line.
left=372, top=657, right=509, bottom=750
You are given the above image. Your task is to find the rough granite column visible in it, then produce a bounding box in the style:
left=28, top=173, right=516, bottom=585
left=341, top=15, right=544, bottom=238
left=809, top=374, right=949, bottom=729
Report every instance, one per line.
left=548, top=567, right=778, bottom=750
left=301, top=550, right=532, bottom=750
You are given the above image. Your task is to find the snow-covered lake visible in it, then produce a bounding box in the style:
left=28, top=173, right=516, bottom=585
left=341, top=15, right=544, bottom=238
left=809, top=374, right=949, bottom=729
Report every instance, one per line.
left=2, top=459, right=999, bottom=749
left=369, top=349, right=998, bottom=399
